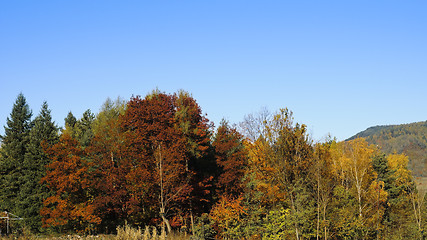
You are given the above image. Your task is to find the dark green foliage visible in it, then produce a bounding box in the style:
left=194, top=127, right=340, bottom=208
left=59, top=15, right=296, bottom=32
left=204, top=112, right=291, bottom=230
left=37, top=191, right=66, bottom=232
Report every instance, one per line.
left=75, top=109, right=95, bottom=147
left=18, top=102, right=59, bottom=232
left=372, top=154, right=417, bottom=239
left=372, top=154, right=396, bottom=196
left=64, top=111, right=77, bottom=130
left=348, top=121, right=427, bottom=177
left=0, top=93, right=33, bottom=215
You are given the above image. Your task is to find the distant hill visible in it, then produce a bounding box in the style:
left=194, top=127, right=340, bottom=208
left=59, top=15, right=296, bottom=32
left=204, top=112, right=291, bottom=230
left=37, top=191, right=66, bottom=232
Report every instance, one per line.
left=347, top=121, right=427, bottom=177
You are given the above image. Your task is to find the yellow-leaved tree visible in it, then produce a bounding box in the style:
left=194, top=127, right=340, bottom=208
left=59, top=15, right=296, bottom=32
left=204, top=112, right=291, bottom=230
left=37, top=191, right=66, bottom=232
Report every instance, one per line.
left=245, top=108, right=314, bottom=240
left=329, top=138, right=388, bottom=238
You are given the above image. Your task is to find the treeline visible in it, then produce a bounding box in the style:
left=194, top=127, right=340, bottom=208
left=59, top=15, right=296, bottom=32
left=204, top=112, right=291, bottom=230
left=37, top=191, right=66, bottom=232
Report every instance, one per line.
left=348, top=121, right=427, bottom=177
left=0, top=91, right=426, bottom=239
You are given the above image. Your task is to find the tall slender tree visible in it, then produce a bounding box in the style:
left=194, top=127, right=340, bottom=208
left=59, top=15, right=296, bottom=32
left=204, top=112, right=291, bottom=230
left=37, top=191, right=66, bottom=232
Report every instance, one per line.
left=17, top=101, right=59, bottom=232
left=0, top=93, right=33, bottom=215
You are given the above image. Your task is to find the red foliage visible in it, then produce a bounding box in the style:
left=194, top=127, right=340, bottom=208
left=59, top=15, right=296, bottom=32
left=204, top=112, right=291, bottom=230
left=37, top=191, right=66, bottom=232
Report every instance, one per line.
left=213, top=122, right=248, bottom=198
left=120, top=94, right=191, bottom=227
left=41, top=133, right=101, bottom=231
left=84, top=117, right=129, bottom=229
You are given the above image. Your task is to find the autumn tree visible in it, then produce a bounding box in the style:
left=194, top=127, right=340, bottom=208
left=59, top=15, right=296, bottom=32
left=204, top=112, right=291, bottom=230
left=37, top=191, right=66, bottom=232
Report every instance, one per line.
left=386, top=153, right=427, bottom=239
left=313, top=141, right=336, bottom=240
left=329, top=138, right=388, bottom=239
left=41, top=133, right=101, bottom=233
left=85, top=97, right=128, bottom=232
left=245, top=108, right=315, bottom=240
left=120, top=93, right=190, bottom=233
left=209, top=195, right=246, bottom=239
left=371, top=153, right=414, bottom=238
left=173, top=90, right=215, bottom=232
left=213, top=120, right=248, bottom=198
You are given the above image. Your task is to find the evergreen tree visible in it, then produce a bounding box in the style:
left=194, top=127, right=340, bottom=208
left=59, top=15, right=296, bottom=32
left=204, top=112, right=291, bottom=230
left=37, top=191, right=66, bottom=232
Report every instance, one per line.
left=75, top=109, right=95, bottom=147
left=63, top=111, right=77, bottom=137
left=63, top=110, right=94, bottom=147
left=0, top=93, right=33, bottom=215
left=64, top=111, right=77, bottom=129
left=17, top=101, right=59, bottom=232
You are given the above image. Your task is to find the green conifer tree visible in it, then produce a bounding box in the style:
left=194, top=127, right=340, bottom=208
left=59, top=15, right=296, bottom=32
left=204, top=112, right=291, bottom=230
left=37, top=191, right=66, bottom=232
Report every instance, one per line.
left=75, top=109, right=95, bottom=147
left=0, top=93, right=33, bottom=215
left=63, top=111, right=77, bottom=137
left=17, top=101, right=59, bottom=232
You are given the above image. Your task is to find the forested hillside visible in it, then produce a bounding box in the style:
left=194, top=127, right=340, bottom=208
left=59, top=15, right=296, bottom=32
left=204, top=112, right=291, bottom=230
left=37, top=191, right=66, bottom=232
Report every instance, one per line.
left=348, top=121, right=427, bottom=177
left=1, top=91, right=426, bottom=239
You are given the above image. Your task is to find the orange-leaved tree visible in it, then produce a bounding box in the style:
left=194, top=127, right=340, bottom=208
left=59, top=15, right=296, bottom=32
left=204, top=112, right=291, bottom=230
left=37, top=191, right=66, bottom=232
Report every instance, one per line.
left=41, top=133, right=101, bottom=233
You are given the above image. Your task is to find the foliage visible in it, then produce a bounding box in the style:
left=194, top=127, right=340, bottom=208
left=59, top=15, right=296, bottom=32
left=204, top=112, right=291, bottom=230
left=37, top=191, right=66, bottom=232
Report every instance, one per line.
left=213, top=120, right=248, bottom=198
left=209, top=195, right=246, bottom=239
left=348, top=121, right=427, bottom=177
left=41, top=133, right=101, bottom=233
left=245, top=108, right=315, bottom=239
left=0, top=93, right=33, bottom=215
left=262, top=207, right=293, bottom=240
left=120, top=93, right=191, bottom=232
left=18, top=102, right=59, bottom=232
left=1, top=91, right=426, bottom=239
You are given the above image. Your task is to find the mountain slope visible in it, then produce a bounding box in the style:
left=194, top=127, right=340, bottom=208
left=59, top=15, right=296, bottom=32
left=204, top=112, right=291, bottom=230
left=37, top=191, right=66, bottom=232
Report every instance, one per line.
left=347, top=121, right=427, bottom=177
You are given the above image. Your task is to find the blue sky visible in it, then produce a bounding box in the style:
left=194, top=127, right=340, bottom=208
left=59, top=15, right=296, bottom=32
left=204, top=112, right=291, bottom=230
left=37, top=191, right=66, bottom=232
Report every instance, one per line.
left=1, top=1, right=426, bottom=141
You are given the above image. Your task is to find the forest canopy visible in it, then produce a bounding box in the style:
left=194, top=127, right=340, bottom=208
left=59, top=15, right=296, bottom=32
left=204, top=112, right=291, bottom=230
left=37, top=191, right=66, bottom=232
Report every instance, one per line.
left=0, top=91, right=426, bottom=239
left=348, top=122, right=427, bottom=177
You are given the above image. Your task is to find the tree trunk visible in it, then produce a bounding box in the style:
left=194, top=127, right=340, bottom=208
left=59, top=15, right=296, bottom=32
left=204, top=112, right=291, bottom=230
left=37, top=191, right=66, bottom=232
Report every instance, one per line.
left=191, top=211, right=195, bottom=236
left=158, top=144, right=171, bottom=233
left=160, top=210, right=172, bottom=233
left=323, top=204, right=328, bottom=240
left=317, top=169, right=320, bottom=240
left=290, top=193, right=300, bottom=240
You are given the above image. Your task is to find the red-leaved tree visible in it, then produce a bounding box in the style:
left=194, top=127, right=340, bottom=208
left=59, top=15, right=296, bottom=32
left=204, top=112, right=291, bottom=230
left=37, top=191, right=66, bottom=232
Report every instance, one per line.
left=120, top=93, right=190, bottom=232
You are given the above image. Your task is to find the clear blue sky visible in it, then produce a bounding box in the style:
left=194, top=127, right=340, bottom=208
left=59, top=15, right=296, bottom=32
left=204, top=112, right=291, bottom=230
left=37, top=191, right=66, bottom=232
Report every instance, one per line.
left=1, top=1, right=426, bottom=141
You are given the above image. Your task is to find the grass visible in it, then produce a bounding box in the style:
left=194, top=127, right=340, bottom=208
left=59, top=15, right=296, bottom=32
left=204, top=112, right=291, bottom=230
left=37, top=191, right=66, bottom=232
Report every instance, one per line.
left=0, top=224, right=192, bottom=240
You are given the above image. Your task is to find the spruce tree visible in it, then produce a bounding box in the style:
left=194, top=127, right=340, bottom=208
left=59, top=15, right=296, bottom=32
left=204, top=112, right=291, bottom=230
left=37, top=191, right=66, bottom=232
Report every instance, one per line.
left=75, top=109, right=95, bottom=147
left=63, top=111, right=77, bottom=137
left=18, top=101, right=59, bottom=232
left=0, top=93, right=33, bottom=215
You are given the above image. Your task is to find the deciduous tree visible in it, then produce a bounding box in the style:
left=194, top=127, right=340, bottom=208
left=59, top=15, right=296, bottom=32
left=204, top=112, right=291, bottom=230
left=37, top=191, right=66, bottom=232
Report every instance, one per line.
left=120, top=93, right=190, bottom=232
left=246, top=108, right=314, bottom=240
left=41, top=133, right=100, bottom=232
left=213, top=120, right=248, bottom=198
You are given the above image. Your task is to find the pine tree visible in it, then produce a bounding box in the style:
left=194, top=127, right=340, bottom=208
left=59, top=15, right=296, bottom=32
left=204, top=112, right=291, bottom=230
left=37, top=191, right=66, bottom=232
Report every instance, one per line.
left=17, top=101, right=59, bottom=232
left=0, top=93, right=33, bottom=215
